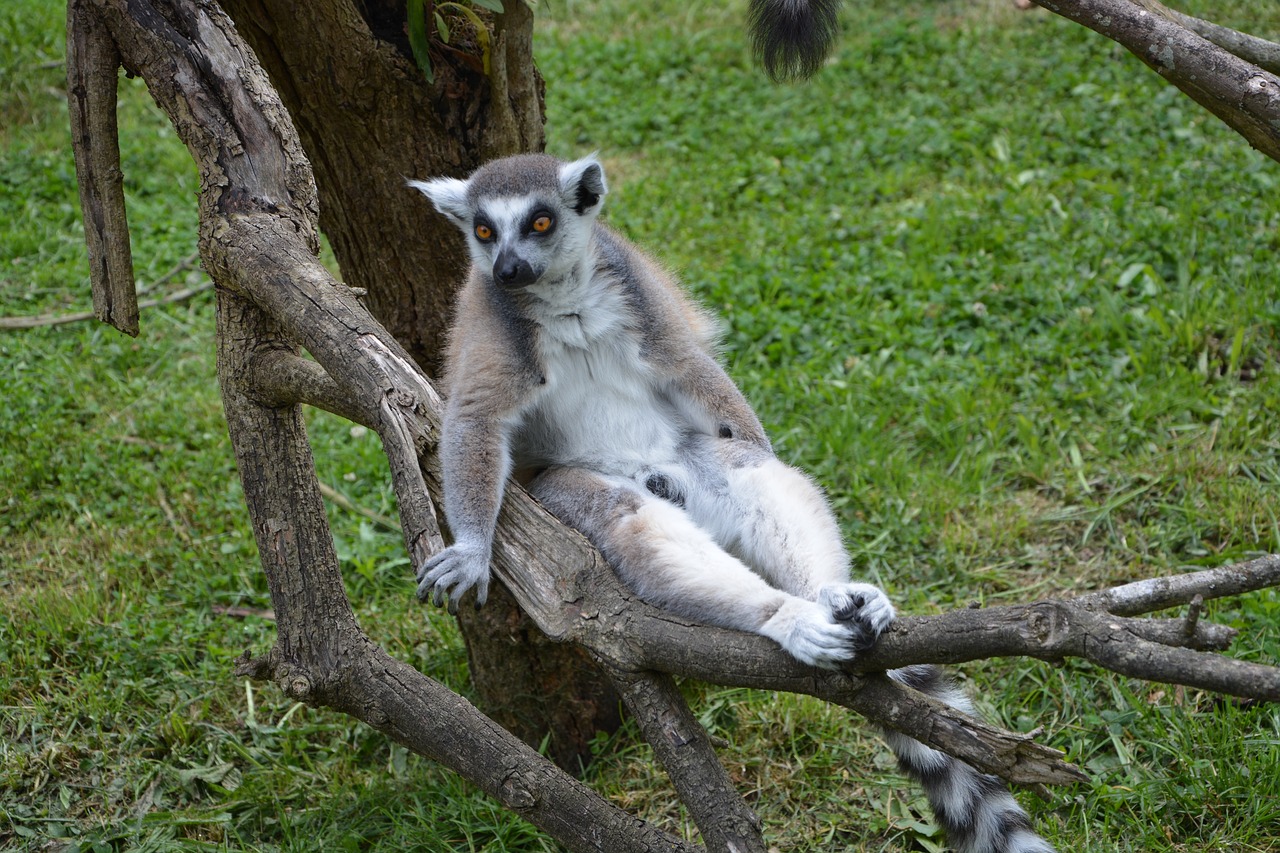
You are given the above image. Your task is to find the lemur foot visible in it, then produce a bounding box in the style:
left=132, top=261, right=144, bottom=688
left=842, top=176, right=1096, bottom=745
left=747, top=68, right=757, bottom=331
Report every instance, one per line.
left=417, top=540, right=491, bottom=614
left=819, top=583, right=896, bottom=652
left=761, top=595, right=884, bottom=669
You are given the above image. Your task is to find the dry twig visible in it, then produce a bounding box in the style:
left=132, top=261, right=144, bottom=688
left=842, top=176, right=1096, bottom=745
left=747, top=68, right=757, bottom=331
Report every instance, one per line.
left=0, top=280, right=211, bottom=330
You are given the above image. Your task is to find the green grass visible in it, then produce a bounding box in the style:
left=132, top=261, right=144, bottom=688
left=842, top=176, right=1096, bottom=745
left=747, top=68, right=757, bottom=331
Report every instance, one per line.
left=3, top=0, right=1279, bottom=849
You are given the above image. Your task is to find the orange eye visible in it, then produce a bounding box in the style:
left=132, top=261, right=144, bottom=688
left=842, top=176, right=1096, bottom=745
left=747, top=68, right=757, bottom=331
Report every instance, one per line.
left=532, top=215, right=553, bottom=233
left=474, top=223, right=493, bottom=241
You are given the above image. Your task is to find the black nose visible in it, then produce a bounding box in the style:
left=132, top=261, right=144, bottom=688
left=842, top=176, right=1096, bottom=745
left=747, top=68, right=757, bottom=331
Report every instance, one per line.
left=494, top=251, right=536, bottom=288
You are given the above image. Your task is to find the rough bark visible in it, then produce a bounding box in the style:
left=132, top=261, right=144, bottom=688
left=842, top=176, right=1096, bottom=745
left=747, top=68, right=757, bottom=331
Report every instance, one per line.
left=67, top=0, right=136, bottom=336
left=609, top=670, right=768, bottom=853
left=1157, top=6, right=1280, bottom=77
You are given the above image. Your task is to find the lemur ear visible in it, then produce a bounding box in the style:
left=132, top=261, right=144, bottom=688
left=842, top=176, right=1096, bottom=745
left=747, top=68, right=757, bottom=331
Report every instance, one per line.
left=407, top=177, right=471, bottom=228
left=559, top=155, right=608, bottom=216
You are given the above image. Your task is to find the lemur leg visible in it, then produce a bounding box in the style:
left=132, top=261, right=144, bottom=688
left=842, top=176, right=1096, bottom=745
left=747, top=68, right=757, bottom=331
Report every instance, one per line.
left=689, top=445, right=895, bottom=652
left=529, top=466, right=866, bottom=668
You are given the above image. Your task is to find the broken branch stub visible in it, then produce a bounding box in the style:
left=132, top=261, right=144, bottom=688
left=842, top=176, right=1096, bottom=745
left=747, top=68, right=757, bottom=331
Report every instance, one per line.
left=66, top=0, right=137, bottom=336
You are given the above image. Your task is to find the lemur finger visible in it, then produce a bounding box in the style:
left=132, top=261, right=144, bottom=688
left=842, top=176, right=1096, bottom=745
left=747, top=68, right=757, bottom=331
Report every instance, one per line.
left=432, top=577, right=452, bottom=608
left=421, top=566, right=461, bottom=606
left=846, top=623, right=881, bottom=654
left=415, top=571, right=444, bottom=602
left=448, top=572, right=485, bottom=614
left=417, top=571, right=445, bottom=603
left=417, top=550, right=450, bottom=582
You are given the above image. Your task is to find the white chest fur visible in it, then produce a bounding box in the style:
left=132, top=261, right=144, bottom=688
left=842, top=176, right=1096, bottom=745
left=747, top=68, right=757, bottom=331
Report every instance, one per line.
left=515, top=277, right=683, bottom=475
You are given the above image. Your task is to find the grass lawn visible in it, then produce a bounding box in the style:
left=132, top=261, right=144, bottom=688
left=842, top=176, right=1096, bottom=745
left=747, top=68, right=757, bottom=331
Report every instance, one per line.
left=3, top=0, right=1279, bottom=850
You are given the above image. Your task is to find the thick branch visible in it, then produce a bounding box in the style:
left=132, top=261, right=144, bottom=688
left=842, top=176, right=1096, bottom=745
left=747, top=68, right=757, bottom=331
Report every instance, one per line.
left=213, top=218, right=447, bottom=567
left=851, top=675, right=1087, bottom=787
left=237, top=643, right=700, bottom=853
left=1037, top=0, right=1280, bottom=163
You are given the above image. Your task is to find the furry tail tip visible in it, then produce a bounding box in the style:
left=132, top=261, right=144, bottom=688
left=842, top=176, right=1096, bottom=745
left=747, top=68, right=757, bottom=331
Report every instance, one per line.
left=748, top=0, right=842, bottom=81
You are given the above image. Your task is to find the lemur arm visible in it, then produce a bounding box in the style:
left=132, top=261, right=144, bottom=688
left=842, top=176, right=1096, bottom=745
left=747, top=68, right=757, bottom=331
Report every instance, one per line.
left=667, top=348, right=771, bottom=450
left=417, top=393, right=516, bottom=612
left=418, top=280, right=536, bottom=612
left=440, top=404, right=514, bottom=550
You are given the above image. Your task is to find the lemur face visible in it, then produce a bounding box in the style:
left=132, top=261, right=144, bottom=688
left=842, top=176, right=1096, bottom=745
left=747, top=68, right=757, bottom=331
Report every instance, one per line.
left=465, top=194, right=571, bottom=290
left=409, top=153, right=608, bottom=291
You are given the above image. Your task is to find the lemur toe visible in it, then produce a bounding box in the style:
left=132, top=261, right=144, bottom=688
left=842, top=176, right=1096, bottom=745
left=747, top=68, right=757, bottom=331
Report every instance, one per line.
left=845, top=622, right=881, bottom=653
left=832, top=592, right=866, bottom=622
left=820, top=583, right=896, bottom=651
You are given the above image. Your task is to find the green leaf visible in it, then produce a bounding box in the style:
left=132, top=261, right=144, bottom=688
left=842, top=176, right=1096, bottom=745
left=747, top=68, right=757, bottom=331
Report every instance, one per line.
left=406, top=0, right=434, bottom=83
left=177, top=761, right=238, bottom=787
left=434, top=10, right=450, bottom=43
left=438, top=2, right=492, bottom=75
left=470, top=0, right=505, bottom=12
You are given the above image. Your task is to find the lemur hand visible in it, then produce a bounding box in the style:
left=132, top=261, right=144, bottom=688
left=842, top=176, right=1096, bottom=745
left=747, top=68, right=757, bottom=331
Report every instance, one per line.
left=417, top=540, right=491, bottom=613
left=760, top=598, right=865, bottom=668
left=759, top=584, right=897, bottom=669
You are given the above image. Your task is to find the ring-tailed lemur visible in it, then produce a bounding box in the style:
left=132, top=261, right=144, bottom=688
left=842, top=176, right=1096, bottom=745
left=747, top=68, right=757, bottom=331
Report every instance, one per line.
left=409, top=153, right=1055, bottom=853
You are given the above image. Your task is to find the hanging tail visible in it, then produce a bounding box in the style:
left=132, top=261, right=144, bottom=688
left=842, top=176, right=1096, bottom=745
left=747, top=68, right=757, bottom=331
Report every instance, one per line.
left=748, top=0, right=843, bottom=80
left=883, top=666, right=1056, bottom=853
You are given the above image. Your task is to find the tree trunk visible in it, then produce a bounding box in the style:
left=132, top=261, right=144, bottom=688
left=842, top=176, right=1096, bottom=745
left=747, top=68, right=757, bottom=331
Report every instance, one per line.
left=218, top=0, right=622, bottom=770
left=218, top=0, right=542, bottom=372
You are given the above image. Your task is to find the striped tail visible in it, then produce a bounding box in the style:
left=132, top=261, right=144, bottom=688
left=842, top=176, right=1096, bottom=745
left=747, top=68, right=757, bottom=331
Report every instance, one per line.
left=882, top=666, right=1055, bottom=853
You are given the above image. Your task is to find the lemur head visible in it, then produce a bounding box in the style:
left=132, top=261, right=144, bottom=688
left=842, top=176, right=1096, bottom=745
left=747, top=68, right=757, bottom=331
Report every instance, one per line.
left=409, top=154, right=607, bottom=290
